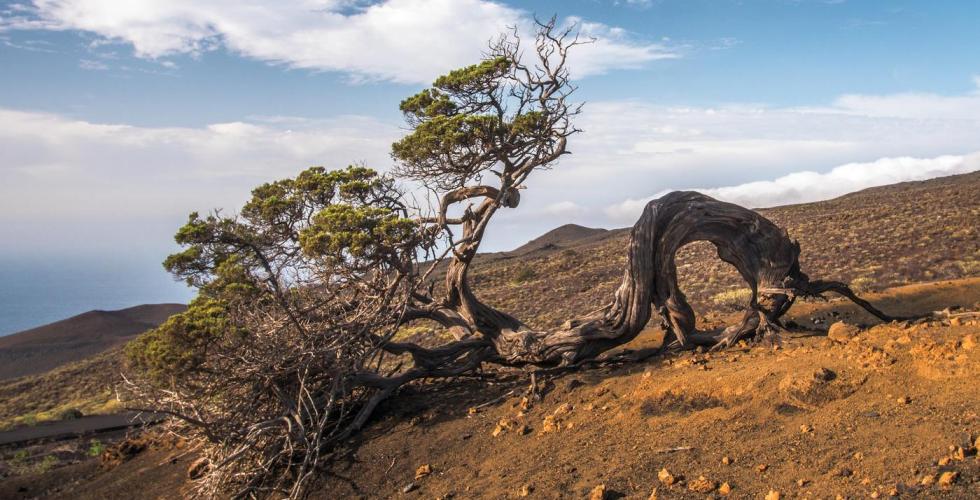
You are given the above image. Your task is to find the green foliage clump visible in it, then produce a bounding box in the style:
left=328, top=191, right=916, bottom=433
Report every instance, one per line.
left=125, top=297, right=243, bottom=384
left=300, top=205, right=417, bottom=264
left=391, top=55, right=557, bottom=190
left=511, top=265, right=537, bottom=284
left=87, top=439, right=105, bottom=457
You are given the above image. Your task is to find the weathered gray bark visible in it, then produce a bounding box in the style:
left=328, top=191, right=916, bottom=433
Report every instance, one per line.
left=427, top=191, right=906, bottom=367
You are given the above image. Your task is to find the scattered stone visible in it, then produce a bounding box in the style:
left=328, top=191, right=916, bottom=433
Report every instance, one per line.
left=897, top=396, right=911, bottom=404
left=961, top=334, right=976, bottom=350
left=402, top=482, right=419, bottom=493
left=518, top=484, right=532, bottom=497
left=920, top=473, right=937, bottom=486
left=828, top=322, right=859, bottom=343
left=765, top=490, right=781, bottom=500
left=756, top=463, right=769, bottom=473
left=688, top=476, right=716, bottom=493
left=870, top=490, right=881, bottom=499
left=796, top=479, right=808, bottom=487
left=541, top=415, right=559, bottom=433
left=861, top=478, right=872, bottom=486
left=937, top=456, right=951, bottom=466
left=721, top=455, right=732, bottom=465
left=951, top=445, right=976, bottom=460
left=718, top=482, right=732, bottom=496
left=852, top=452, right=864, bottom=460
left=647, top=487, right=658, bottom=500
left=467, top=407, right=478, bottom=415
left=800, top=424, right=813, bottom=433
left=415, top=464, right=432, bottom=480
left=589, top=484, right=606, bottom=500
left=938, top=471, right=958, bottom=487
left=836, top=467, right=853, bottom=477
left=492, top=419, right=511, bottom=437
left=658, top=468, right=677, bottom=486
left=553, top=403, right=573, bottom=416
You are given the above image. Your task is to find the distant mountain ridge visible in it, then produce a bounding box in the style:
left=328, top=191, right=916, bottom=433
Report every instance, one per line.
left=0, top=303, right=185, bottom=381
left=508, top=224, right=616, bottom=255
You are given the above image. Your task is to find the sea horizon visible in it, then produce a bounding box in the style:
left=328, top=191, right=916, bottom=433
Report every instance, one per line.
left=0, top=254, right=193, bottom=337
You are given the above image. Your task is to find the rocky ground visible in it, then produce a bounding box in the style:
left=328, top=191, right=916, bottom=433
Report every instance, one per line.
left=320, top=278, right=980, bottom=499
left=3, top=277, right=976, bottom=499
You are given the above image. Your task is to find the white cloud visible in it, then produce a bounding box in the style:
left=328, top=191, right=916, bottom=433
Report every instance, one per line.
left=604, top=152, right=980, bottom=222
left=541, top=201, right=587, bottom=217
left=0, top=108, right=399, bottom=227
left=5, top=79, right=980, bottom=254
left=3, top=0, right=676, bottom=83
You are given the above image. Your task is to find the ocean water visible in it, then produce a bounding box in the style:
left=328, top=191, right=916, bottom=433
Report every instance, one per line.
left=0, top=254, right=194, bottom=336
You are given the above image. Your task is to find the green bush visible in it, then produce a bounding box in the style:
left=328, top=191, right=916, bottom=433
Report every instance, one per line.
left=36, top=455, right=58, bottom=473
left=59, top=408, right=83, bottom=420
left=87, top=439, right=105, bottom=457
left=511, top=265, right=537, bottom=284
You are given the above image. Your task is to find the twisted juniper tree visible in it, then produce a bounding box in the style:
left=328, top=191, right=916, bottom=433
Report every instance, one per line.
left=124, top=19, right=903, bottom=499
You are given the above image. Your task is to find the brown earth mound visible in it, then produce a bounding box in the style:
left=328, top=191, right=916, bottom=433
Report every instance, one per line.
left=0, top=303, right=185, bottom=381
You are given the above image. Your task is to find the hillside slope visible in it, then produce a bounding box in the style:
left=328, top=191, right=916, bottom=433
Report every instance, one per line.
left=466, top=170, right=980, bottom=330
left=0, top=304, right=185, bottom=381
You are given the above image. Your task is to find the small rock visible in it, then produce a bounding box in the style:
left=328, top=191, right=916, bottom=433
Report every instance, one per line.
left=721, top=455, right=732, bottom=465
left=765, top=490, right=781, bottom=500
left=541, top=415, right=559, bottom=433
left=836, top=467, right=853, bottom=477
left=870, top=491, right=880, bottom=499
left=938, top=471, right=958, bottom=487
left=414, top=464, right=432, bottom=480
left=937, top=456, right=951, bottom=466
left=796, top=479, right=808, bottom=487
left=897, top=396, right=911, bottom=404
left=553, top=403, right=573, bottom=416
left=800, top=424, right=813, bottom=433
left=961, top=334, right=976, bottom=350
left=518, top=484, right=532, bottom=497
left=402, top=482, right=419, bottom=493
left=951, top=445, right=976, bottom=460
left=647, top=487, right=658, bottom=500
left=658, top=468, right=677, bottom=486
left=828, top=321, right=859, bottom=343
left=589, top=484, right=606, bottom=500
left=756, top=463, right=769, bottom=473
left=718, top=482, right=732, bottom=496
left=688, top=475, right=716, bottom=493
left=920, top=473, right=937, bottom=486
left=853, top=452, right=864, bottom=460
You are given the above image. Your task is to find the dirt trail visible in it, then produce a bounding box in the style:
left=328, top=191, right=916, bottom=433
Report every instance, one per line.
left=323, top=278, right=980, bottom=499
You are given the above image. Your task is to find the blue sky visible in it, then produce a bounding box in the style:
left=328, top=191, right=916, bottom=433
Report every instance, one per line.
left=1, top=0, right=979, bottom=330
left=3, top=1, right=979, bottom=127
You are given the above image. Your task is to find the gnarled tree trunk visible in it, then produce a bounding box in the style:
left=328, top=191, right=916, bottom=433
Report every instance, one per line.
left=421, top=191, right=906, bottom=367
